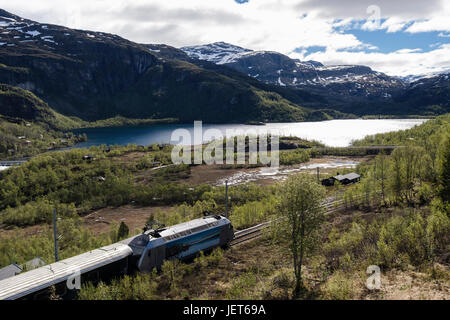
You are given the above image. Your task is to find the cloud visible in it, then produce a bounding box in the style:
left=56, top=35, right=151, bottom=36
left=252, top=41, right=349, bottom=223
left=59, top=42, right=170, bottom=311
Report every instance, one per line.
left=114, top=4, right=245, bottom=25
left=406, top=17, right=450, bottom=33
left=297, top=0, right=445, bottom=20
left=291, top=43, right=450, bottom=77
left=305, top=0, right=450, bottom=33
left=394, top=48, right=422, bottom=54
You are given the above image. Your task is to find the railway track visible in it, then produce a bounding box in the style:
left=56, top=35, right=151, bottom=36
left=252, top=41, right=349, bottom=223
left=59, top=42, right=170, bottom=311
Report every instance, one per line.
left=231, top=222, right=271, bottom=246
left=230, top=195, right=367, bottom=246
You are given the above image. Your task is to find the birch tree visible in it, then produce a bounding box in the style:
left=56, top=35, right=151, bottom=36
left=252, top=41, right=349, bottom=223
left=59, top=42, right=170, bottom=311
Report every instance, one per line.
left=275, top=173, right=326, bottom=298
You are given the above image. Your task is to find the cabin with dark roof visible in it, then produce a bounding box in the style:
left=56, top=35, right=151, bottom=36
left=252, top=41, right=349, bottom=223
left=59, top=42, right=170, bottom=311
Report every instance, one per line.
left=321, top=177, right=336, bottom=186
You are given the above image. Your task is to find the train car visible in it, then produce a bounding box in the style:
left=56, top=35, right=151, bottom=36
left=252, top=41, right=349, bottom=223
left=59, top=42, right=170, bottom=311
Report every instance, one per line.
left=0, top=242, right=133, bottom=300
left=125, top=215, right=234, bottom=272
left=0, top=215, right=234, bottom=300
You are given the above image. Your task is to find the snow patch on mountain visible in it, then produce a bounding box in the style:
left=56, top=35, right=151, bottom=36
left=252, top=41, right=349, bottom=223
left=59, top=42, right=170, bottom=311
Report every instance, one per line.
left=25, top=30, right=40, bottom=37
left=181, top=42, right=252, bottom=64
left=180, top=42, right=409, bottom=99
left=401, top=69, right=450, bottom=83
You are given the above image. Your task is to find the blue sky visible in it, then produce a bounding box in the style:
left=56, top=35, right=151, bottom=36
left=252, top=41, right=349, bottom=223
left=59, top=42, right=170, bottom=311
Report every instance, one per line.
left=1, top=0, right=449, bottom=76
left=333, top=23, right=449, bottom=54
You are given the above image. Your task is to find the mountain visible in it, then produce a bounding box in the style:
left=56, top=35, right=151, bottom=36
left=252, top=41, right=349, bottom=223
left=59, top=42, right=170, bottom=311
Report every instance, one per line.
left=0, top=10, right=339, bottom=125
left=392, top=73, right=450, bottom=115
left=148, top=43, right=336, bottom=112
left=0, top=9, right=447, bottom=125
left=180, top=42, right=416, bottom=115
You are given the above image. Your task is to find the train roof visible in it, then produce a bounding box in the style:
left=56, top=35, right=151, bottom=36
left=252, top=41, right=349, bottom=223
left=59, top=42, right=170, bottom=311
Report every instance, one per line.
left=147, top=215, right=230, bottom=242
left=0, top=242, right=132, bottom=300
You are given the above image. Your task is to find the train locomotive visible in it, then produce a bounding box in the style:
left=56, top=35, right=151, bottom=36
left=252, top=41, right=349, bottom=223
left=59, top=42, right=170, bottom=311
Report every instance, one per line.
left=124, top=214, right=234, bottom=272
left=0, top=215, right=234, bottom=300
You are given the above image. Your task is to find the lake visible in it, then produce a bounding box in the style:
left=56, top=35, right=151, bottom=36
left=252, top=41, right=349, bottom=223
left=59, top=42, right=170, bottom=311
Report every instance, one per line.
left=71, top=119, right=427, bottom=148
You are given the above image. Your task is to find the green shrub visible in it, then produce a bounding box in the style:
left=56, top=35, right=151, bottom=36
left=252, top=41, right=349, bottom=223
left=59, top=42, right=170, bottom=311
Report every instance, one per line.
left=322, top=271, right=357, bottom=300
left=229, top=196, right=277, bottom=229
left=0, top=200, right=77, bottom=227
left=226, top=271, right=258, bottom=299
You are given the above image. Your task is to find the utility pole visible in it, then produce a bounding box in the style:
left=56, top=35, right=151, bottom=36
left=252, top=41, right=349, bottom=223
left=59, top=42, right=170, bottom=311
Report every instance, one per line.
left=53, top=208, right=59, bottom=262
left=225, top=180, right=229, bottom=219
left=316, top=167, right=320, bottom=184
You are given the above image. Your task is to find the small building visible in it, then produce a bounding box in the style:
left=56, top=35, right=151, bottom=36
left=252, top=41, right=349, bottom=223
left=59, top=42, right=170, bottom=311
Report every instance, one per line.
left=83, top=155, right=96, bottom=161
left=0, top=257, right=46, bottom=281
left=321, top=172, right=361, bottom=186
left=0, top=263, right=23, bottom=281
left=333, top=172, right=361, bottom=185
left=321, top=177, right=336, bottom=186
left=23, top=257, right=46, bottom=271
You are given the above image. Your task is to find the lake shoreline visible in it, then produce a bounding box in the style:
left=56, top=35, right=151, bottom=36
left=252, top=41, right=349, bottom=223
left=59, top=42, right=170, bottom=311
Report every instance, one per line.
left=70, top=118, right=428, bottom=149
left=0, top=119, right=428, bottom=163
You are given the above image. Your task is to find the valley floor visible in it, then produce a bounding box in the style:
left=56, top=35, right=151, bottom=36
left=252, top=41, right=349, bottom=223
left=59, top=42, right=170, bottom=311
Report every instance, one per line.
left=0, top=155, right=368, bottom=237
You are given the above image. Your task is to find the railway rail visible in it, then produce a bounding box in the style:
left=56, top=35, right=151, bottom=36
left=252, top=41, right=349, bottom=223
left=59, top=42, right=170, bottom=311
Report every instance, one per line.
left=231, top=222, right=271, bottom=246
left=230, top=194, right=370, bottom=246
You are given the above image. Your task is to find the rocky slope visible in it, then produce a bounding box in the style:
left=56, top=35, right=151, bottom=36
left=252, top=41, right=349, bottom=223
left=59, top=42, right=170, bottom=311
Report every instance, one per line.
left=0, top=10, right=336, bottom=124
left=182, top=42, right=450, bottom=115
left=181, top=42, right=406, bottom=102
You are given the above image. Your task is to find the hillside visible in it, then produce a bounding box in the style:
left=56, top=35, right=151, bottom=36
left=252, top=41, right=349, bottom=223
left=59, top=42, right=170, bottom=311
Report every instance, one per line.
left=182, top=42, right=450, bottom=116
left=0, top=84, right=87, bottom=159
left=0, top=10, right=338, bottom=124
left=392, top=74, right=450, bottom=115
left=0, top=84, right=82, bottom=130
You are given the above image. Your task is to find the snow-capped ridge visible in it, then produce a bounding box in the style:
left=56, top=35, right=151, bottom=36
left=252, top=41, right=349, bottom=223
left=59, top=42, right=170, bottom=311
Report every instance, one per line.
left=180, top=41, right=406, bottom=99
left=401, top=69, right=450, bottom=83
left=181, top=41, right=252, bottom=65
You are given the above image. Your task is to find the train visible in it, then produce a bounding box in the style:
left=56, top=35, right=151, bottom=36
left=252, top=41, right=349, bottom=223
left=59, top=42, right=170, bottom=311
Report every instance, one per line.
left=0, top=215, right=234, bottom=300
